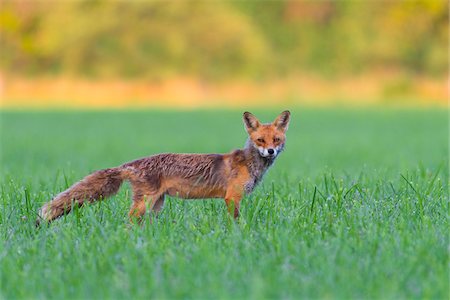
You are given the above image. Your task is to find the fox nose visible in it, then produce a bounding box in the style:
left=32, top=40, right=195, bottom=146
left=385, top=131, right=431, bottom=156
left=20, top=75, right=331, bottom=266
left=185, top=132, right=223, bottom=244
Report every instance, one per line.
left=267, top=148, right=274, bottom=155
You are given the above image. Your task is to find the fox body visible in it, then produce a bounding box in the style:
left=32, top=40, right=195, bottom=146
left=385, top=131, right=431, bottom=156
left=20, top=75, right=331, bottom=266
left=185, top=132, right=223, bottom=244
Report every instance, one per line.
left=37, top=111, right=290, bottom=225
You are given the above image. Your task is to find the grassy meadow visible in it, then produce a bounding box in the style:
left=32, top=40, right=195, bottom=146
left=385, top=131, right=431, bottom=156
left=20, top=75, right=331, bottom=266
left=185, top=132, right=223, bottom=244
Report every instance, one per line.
left=0, top=108, right=448, bottom=299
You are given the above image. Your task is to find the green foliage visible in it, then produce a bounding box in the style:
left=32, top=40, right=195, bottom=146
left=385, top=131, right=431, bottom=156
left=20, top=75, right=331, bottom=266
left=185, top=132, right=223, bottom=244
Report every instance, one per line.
left=0, top=0, right=447, bottom=79
left=0, top=109, right=448, bottom=299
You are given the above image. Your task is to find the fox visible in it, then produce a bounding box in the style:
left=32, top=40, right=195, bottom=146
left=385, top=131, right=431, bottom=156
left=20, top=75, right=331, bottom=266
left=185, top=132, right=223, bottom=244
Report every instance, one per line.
left=36, top=111, right=290, bottom=226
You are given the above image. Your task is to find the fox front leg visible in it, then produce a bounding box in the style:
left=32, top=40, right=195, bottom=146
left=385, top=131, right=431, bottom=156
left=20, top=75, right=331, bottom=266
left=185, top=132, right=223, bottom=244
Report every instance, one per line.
left=224, top=190, right=242, bottom=219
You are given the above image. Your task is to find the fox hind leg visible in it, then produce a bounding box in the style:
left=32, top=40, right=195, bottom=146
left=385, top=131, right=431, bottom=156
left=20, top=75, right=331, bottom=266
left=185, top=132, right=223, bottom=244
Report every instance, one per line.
left=129, top=193, right=165, bottom=224
left=151, top=195, right=165, bottom=214
left=129, top=200, right=146, bottom=223
left=128, top=179, right=163, bottom=223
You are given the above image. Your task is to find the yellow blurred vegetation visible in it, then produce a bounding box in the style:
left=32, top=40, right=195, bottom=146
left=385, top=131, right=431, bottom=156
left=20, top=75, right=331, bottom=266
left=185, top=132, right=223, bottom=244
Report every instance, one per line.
left=0, top=0, right=447, bottom=108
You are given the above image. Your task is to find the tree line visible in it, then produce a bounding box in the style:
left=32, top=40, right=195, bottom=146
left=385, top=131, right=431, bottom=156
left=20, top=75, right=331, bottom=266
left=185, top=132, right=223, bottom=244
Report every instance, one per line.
left=1, top=1, right=447, bottom=80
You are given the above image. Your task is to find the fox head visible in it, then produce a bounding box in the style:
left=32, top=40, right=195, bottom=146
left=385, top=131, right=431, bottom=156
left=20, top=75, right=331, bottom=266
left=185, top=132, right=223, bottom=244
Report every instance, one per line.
left=243, top=110, right=291, bottom=158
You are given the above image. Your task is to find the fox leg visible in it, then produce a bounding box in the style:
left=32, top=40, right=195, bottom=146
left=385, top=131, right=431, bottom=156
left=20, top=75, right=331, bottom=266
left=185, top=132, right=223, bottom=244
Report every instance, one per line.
left=129, top=201, right=146, bottom=223
left=225, top=168, right=249, bottom=219
left=128, top=180, right=162, bottom=223
left=129, top=193, right=164, bottom=223
left=151, top=195, right=165, bottom=214
left=225, top=189, right=243, bottom=219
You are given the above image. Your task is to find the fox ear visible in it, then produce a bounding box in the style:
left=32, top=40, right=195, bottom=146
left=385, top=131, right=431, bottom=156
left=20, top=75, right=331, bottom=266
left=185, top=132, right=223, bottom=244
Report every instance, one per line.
left=273, top=110, right=290, bottom=132
left=243, top=111, right=261, bottom=132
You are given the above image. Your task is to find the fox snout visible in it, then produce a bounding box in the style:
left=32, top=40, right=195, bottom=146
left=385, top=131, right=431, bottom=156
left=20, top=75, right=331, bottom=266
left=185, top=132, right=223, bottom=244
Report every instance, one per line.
left=257, top=146, right=280, bottom=158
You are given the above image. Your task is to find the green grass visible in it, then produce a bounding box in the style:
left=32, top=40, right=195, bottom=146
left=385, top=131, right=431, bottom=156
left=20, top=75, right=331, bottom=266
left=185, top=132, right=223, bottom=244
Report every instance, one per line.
left=0, top=108, right=448, bottom=299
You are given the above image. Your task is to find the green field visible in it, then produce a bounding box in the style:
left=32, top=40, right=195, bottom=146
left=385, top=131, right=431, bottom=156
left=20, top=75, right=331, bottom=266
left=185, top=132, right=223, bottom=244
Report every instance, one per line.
left=0, top=109, right=448, bottom=299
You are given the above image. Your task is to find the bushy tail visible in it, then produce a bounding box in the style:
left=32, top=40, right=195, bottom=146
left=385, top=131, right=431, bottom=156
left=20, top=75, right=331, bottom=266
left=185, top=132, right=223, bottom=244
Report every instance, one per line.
left=36, top=167, right=124, bottom=226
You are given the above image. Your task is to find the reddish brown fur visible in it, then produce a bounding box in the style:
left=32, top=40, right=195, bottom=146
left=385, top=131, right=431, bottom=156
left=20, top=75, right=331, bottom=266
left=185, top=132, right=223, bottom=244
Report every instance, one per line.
left=36, top=111, right=290, bottom=226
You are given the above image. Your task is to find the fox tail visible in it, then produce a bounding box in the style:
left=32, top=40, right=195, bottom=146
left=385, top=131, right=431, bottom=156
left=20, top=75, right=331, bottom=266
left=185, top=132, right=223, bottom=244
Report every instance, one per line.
left=36, top=167, right=124, bottom=226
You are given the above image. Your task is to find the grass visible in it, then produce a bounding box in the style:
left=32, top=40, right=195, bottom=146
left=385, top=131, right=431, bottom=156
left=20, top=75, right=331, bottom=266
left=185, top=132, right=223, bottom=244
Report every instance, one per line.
left=0, top=108, right=448, bottom=299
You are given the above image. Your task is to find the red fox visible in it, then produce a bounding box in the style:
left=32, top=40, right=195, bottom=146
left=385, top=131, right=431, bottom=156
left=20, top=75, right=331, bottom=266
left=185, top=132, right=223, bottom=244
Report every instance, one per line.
left=36, top=111, right=290, bottom=225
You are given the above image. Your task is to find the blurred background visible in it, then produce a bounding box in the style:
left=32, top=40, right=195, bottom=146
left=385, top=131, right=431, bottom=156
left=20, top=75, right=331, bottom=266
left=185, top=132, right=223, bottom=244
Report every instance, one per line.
left=0, top=0, right=448, bottom=108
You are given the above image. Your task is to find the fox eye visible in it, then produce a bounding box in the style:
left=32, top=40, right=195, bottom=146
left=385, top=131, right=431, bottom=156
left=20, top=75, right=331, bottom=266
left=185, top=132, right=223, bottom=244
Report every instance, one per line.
left=257, top=138, right=265, bottom=143
left=274, top=137, right=281, bottom=143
